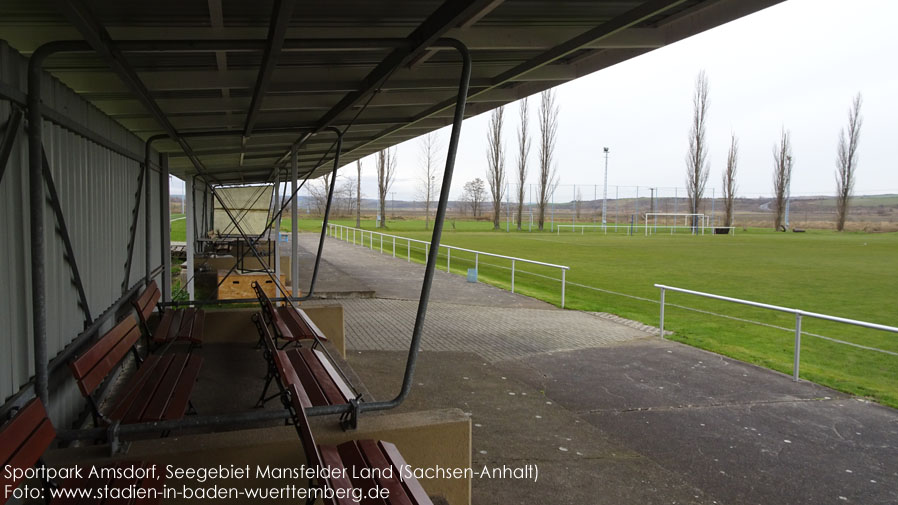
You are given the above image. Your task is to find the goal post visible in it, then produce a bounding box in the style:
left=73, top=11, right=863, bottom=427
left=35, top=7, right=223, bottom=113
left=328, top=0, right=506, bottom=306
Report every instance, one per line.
left=644, top=213, right=708, bottom=235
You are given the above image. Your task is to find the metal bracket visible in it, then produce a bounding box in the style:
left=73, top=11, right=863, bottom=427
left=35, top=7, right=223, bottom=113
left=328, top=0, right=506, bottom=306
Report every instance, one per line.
left=106, top=420, right=129, bottom=455
left=339, top=397, right=360, bottom=431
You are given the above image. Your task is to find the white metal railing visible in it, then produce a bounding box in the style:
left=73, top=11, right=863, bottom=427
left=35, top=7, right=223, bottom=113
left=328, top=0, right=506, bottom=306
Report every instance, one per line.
left=329, top=223, right=570, bottom=307
left=655, top=284, right=898, bottom=381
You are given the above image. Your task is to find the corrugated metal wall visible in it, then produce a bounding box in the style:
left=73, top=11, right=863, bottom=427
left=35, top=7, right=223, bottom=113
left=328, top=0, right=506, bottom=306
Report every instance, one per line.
left=0, top=41, right=163, bottom=426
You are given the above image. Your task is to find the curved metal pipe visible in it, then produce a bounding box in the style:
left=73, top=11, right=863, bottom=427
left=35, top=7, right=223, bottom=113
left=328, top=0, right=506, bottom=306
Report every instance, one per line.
left=296, top=126, right=343, bottom=301
left=355, top=38, right=471, bottom=415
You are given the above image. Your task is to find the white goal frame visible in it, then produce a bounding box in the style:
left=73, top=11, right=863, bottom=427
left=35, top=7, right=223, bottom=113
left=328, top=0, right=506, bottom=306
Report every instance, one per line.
left=644, top=213, right=709, bottom=235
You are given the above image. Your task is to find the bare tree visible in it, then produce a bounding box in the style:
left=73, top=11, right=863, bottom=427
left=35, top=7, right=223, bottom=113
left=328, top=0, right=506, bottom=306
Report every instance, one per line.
left=536, top=90, right=559, bottom=231
left=515, top=98, right=530, bottom=231
left=723, top=133, right=738, bottom=227
left=461, top=178, right=486, bottom=218
left=486, top=106, right=506, bottom=230
left=574, top=186, right=583, bottom=220
left=836, top=93, right=863, bottom=231
left=685, top=70, right=710, bottom=231
left=355, top=160, right=362, bottom=227
left=417, top=133, right=442, bottom=230
left=772, top=128, right=793, bottom=231
left=307, top=173, right=332, bottom=215
left=376, top=148, right=396, bottom=228
left=338, top=177, right=356, bottom=217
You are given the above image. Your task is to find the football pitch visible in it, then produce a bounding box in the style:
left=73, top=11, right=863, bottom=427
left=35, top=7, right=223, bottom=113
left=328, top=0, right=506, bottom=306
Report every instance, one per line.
left=283, top=217, right=898, bottom=408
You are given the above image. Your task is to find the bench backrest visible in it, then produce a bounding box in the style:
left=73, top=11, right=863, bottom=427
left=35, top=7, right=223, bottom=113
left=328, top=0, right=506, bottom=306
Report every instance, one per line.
left=70, top=315, right=141, bottom=397
left=132, top=280, right=162, bottom=324
left=286, top=383, right=324, bottom=476
left=0, top=398, right=56, bottom=504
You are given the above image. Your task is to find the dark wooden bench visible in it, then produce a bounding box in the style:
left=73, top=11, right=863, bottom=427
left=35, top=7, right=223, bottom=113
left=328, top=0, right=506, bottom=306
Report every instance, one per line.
left=251, top=281, right=326, bottom=349
left=285, top=382, right=434, bottom=505
left=133, top=280, right=205, bottom=348
left=1, top=397, right=164, bottom=504
left=70, top=315, right=203, bottom=426
left=252, top=311, right=358, bottom=425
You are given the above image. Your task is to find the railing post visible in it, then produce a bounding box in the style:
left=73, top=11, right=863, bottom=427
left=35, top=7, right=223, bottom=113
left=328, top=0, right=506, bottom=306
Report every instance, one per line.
left=392, top=237, right=395, bottom=258
left=475, top=253, right=478, bottom=272
left=425, top=243, right=428, bottom=259
left=561, top=268, right=566, bottom=308
left=447, top=247, right=451, bottom=272
left=793, top=312, right=802, bottom=382
left=659, top=287, right=665, bottom=338
left=407, top=240, right=410, bottom=262
left=380, top=234, right=383, bottom=253
left=511, top=260, right=516, bottom=293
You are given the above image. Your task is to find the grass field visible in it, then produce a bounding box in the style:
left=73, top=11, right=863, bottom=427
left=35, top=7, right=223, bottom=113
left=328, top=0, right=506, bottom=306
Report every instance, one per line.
left=278, top=217, right=898, bottom=408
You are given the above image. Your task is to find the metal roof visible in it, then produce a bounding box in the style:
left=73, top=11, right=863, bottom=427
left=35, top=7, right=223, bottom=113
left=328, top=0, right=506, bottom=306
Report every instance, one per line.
left=1, top=0, right=782, bottom=183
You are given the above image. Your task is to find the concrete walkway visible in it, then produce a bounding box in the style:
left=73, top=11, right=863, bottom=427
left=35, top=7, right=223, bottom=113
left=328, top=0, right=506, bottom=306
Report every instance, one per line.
left=296, top=232, right=897, bottom=505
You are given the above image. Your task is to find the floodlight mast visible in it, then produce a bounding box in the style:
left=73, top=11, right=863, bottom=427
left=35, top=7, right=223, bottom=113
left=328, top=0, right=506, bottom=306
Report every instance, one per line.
left=602, top=147, right=609, bottom=229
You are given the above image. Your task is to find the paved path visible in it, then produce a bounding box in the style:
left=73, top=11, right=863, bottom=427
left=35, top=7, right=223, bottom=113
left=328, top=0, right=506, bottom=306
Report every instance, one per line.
left=294, top=232, right=553, bottom=309
left=330, top=298, right=652, bottom=362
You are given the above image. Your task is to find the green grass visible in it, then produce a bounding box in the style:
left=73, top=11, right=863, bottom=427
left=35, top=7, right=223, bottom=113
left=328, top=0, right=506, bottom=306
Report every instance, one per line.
left=288, top=217, right=898, bottom=408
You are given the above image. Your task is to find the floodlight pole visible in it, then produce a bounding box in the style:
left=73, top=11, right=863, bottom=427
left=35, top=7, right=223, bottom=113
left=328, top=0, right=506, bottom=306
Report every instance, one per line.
left=602, top=147, right=609, bottom=229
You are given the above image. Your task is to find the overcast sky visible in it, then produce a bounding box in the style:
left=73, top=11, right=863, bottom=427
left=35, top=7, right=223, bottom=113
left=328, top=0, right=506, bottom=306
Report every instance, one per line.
left=175, top=0, right=898, bottom=203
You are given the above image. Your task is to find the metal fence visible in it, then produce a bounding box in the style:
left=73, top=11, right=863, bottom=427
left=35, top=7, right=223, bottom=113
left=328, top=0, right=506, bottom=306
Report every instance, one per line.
left=655, top=284, right=898, bottom=381
left=328, top=223, right=570, bottom=307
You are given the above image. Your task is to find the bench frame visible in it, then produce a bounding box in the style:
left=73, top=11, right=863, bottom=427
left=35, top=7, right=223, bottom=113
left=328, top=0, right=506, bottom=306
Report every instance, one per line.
left=251, top=311, right=361, bottom=430
left=132, top=280, right=205, bottom=349
left=251, top=280, right=326, bottom=350
left=283, top=382, right=433, bottom=505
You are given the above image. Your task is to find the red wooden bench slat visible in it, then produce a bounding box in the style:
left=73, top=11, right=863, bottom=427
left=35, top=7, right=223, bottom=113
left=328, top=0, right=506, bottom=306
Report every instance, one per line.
left=151, top=309, right=177, bottom=344
left=297, top=347, right=346, bottom=406
left=279, top=307, right=316, bottom=340
left=122, top=354, right=176, bottom=424
left=133, top=282, right=161, bottom=323
left=336, top=441, right=390, bottom=505
left=186, top=310, right=205, bottom=344
left=275, top=350, right=302, bottom=390
left=354, top=440, right=415, bottom=505
left=106, top=355, right=162, bottom=422
left=379, top=441, right=432, bottom=505
left=318, top=445, right=360, bottom=505
left=286, top=384, right=320, bottom=467
left=164, top=353, right=202, bottom=420
left=284, top=350, right=329, bottom=406
left=0, top=398, right=54, bottom=465
left=177, top=308, right=196, bottom=339
left=71, top=317, right=141, bottom=397
left=142, top=353, right=191, bottom=421
left=312, top=348, right=354, bottom=404
left=0, top=421, right=55, bottom=500
left=295, top=307, right=329, bottom=341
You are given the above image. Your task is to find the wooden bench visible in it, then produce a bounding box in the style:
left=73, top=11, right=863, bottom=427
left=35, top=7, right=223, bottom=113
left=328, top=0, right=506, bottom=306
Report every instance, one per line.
left=1, top=397, right=164, bottom=504
left=285, top=382, right=434, bottom=505
left=252, top=312, right=359, bottom=427
left=70, top=315, right=202, bottom=426
left=251, top=280, right=326, bottom=349
left=133, top=280, right=205, bottom=348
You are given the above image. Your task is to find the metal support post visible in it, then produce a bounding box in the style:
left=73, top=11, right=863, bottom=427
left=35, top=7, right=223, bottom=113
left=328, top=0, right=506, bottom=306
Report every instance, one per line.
left=659, top=287, right=665, bottom=338
left=28, top=45, right=50, bottom=408
left=511, top=260, right=515, bottom=292
left=160, top=155, right=171, bottom=302
left=561, top=269, right=566, bottom=309
left=291, top=146, right=298, bottom=298
left=185, top=177, right=195, bottom=300
left=793, top=313, right=802, bottom=381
